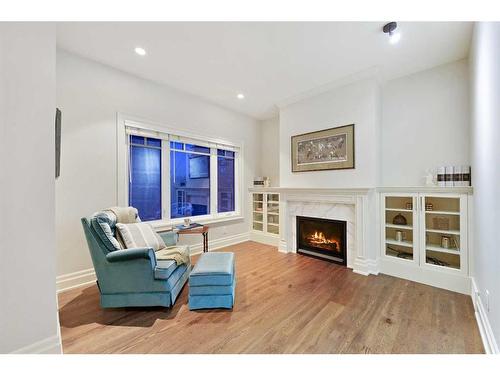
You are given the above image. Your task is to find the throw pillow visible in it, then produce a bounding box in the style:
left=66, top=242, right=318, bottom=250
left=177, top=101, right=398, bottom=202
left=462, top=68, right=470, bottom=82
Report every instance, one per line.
left=116, top=222, right=166, bottom=251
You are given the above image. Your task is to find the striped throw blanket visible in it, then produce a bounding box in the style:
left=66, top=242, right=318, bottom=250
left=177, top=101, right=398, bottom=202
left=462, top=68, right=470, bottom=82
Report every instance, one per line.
left=116, top=222, right=189, bottom=265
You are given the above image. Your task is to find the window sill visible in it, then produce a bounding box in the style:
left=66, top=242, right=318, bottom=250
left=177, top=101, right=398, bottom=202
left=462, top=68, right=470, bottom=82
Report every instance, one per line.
left=151, top=214, right=244, bottom=232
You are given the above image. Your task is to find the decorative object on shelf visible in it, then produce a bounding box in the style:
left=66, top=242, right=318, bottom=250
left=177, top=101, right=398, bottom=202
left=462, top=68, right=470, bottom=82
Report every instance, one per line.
left=392, top=213, right=407, bottom=226
left=291, top=124, right=355, bottom=172
left=423, top=169, right=435, bottom=186
left=425, top=203, right=433, bottom=211
left=405, top=202, right=413, bottom=210
left=253, top=176, right=270, bottom=187
left=453, top=165, right=461, bottom=186
left=437, top=166, right=446, bottom=187
left=432, top=216, right=450, bottom=230
left=435, top=165, right=471, bottom=187
left=397, top=252, right=412, bottom=260
left=387, top=246, right=412, bottom=260
left=426, top=256, right=450, bottom=267
left=461, top=165, right=471, bottom=187
left=441, top=236, right=451, bottom=249
left=395, top=230, right=405, bottom=242
left=445, top=166, right=454, bottom=187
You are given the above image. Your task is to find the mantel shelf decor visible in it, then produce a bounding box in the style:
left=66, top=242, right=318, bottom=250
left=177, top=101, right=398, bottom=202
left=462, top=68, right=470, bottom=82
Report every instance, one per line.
left=291, top=124, right=355, bottom=172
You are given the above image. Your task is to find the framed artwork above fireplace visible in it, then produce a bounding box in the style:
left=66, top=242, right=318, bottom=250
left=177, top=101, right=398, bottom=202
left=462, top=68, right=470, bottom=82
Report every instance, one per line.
left=291, top=123, right=355, bottom=172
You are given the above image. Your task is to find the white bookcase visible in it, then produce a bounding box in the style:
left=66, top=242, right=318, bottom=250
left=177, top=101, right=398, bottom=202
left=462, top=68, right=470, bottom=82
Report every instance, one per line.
left=251, top=192, right=280, bottom=245
left=380, top=189, right=470, bottom=293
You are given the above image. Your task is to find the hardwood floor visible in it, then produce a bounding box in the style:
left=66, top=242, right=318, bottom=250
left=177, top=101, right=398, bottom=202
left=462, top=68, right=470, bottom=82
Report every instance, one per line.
left=58, top=241, right=484, bottom=354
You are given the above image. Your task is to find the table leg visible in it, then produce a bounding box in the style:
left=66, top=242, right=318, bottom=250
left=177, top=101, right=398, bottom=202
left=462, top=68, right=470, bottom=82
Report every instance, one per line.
left=203, top=232, right=208, bottom=252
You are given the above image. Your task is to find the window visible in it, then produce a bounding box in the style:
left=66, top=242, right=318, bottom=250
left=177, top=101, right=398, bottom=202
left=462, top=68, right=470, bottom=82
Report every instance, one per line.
left=217, top=149, right=235, bottom=213
left=170, top=142, right=210, bottom=218
left=128, top=136, right=162, bottom=221
left=122, top=122, right=241, bottom=224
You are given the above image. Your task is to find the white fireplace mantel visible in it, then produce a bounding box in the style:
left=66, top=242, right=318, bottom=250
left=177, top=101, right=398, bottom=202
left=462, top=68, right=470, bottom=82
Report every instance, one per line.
left=256, top=187, right=380, bottom=276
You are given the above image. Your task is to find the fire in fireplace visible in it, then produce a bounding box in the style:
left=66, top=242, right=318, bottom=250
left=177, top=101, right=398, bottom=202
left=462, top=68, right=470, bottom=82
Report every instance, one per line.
left=296, top=216, right=346, bottom=265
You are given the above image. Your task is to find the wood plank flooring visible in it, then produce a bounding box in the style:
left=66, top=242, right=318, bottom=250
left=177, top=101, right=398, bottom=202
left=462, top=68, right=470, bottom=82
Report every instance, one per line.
left=58, top=241, right=484, bottom=354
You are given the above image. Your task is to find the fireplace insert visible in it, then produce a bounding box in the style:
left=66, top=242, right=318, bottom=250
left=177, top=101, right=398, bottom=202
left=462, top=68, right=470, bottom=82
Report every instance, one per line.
left=296, top=216, right=346, bottom=265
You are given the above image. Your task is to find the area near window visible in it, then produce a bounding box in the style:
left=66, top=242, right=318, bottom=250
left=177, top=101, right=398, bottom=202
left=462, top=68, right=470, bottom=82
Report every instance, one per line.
left=119, top=116, right=242, bottom=227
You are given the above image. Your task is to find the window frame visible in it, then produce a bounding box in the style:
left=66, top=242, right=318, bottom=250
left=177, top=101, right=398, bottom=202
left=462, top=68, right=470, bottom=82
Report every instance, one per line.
left=117, top=114, right=243, bottom=230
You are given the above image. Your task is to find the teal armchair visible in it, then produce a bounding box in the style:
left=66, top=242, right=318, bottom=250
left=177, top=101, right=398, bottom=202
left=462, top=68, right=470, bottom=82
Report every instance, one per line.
left=81, top=212, right=191, bottom=308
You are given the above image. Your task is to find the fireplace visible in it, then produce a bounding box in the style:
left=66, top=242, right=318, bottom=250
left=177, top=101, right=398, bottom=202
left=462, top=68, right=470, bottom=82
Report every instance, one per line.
left=296, top=216, right=347, bottom=265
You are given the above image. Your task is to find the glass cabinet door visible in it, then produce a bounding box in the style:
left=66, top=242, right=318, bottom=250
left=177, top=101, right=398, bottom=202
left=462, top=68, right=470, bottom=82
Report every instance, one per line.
left=252, top=193, right=264, bottom=231
left=383, top=195, right=417, bottom=263
left=422, top=195, right=462, bottom=271
left=266, top=193, right=279, bottom=235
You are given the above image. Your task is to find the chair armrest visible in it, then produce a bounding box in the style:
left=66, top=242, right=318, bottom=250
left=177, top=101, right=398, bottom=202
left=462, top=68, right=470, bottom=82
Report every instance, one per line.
left=106, top=248, right=156, bottom=264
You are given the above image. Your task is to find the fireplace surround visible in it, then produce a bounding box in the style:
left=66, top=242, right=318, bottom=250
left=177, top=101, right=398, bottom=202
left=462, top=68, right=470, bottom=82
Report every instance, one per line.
left=296, top=216, right=347, bottom=265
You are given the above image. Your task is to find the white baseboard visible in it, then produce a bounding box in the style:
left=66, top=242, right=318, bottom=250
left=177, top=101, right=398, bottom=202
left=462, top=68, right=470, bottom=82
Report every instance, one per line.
left=471, top=278, right=499, bottom=354
left=249, top=231, right=280, bottom=247
left=10, top=334, right=62, bottom=354
left=56, top=268, right=96, bottom=293
left=189, top=232, right=251, bottom=255
left=353, top=257, right=380, bottom=276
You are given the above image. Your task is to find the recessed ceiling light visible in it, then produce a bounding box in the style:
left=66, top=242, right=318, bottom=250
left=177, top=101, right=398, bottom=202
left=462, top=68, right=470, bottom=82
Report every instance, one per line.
left=237, top=93, right=245, bottom=100
left=389, top=32, right=401, bottom=44
left=383, top=22, right=401, bottom=44
left=134, top=47, right=147, bottom=56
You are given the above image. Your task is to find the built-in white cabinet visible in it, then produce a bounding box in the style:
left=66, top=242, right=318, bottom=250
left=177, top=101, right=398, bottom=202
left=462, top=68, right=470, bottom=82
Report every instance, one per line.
left=251, top=192, right=280, bottom=245
left=381, top=189, right=470, bottom=293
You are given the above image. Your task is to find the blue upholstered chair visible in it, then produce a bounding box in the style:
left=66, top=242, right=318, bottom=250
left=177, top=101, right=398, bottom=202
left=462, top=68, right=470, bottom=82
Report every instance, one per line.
left=81, top=211, right=191, bottom=308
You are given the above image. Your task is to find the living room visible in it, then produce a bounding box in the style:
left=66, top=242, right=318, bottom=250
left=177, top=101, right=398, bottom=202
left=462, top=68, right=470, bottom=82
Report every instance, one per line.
left=1, top=1, right=499, bottom=372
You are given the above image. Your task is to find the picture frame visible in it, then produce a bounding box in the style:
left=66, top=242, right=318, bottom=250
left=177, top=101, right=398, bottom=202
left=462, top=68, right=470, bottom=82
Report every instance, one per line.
left=291, top=124, right=355, bottom=172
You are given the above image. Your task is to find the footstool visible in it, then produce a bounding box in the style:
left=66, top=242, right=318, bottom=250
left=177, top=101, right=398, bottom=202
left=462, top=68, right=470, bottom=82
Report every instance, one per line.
left=188, top=252, right=235, bottom=310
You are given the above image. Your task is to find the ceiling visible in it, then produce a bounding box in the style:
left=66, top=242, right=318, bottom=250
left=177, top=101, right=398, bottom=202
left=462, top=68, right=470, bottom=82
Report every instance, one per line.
left=56, top=22, right=473, bottom=120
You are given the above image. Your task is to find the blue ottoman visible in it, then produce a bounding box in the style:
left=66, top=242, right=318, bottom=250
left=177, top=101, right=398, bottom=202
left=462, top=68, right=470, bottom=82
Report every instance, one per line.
left=189, top=252, right=235, bottom=310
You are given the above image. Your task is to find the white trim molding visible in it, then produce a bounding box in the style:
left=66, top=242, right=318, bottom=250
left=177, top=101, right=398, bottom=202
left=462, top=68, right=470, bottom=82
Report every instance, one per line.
left=10, top=335, right=62, bottom=354
left=188, top=232, right=250, bottom=255
left=472, top=278, right=499, bottom=354
left=56, top=268, right=96, bottom=293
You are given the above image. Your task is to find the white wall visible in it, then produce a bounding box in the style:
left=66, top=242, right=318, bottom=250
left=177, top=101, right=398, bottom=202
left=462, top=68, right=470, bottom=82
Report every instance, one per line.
left=56, top=50, right=261, bottom=279
left=0, top=23, right=61, bottom=353
left=279, top=79, right=381, bottom=188
left=381, top=59, right=470, bottom=186
left=276, top=61, right=469, bottom=189
left=470, top=22, right=500, bottom=351
left=260, top=116, right=280, bottom=187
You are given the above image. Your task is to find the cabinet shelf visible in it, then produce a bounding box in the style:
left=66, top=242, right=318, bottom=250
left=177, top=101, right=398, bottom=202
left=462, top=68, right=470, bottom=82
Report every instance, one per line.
left=425, top=245, right=460, bottom=255
left=425, top=210, right=460, bottom=216
left=386, top=208, right=413, bottom=213
left=426, top=228, right=460, bottom=235
left=385, top=223, right=413, bottom=230
left=386, top=239, right=413, bottom=248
